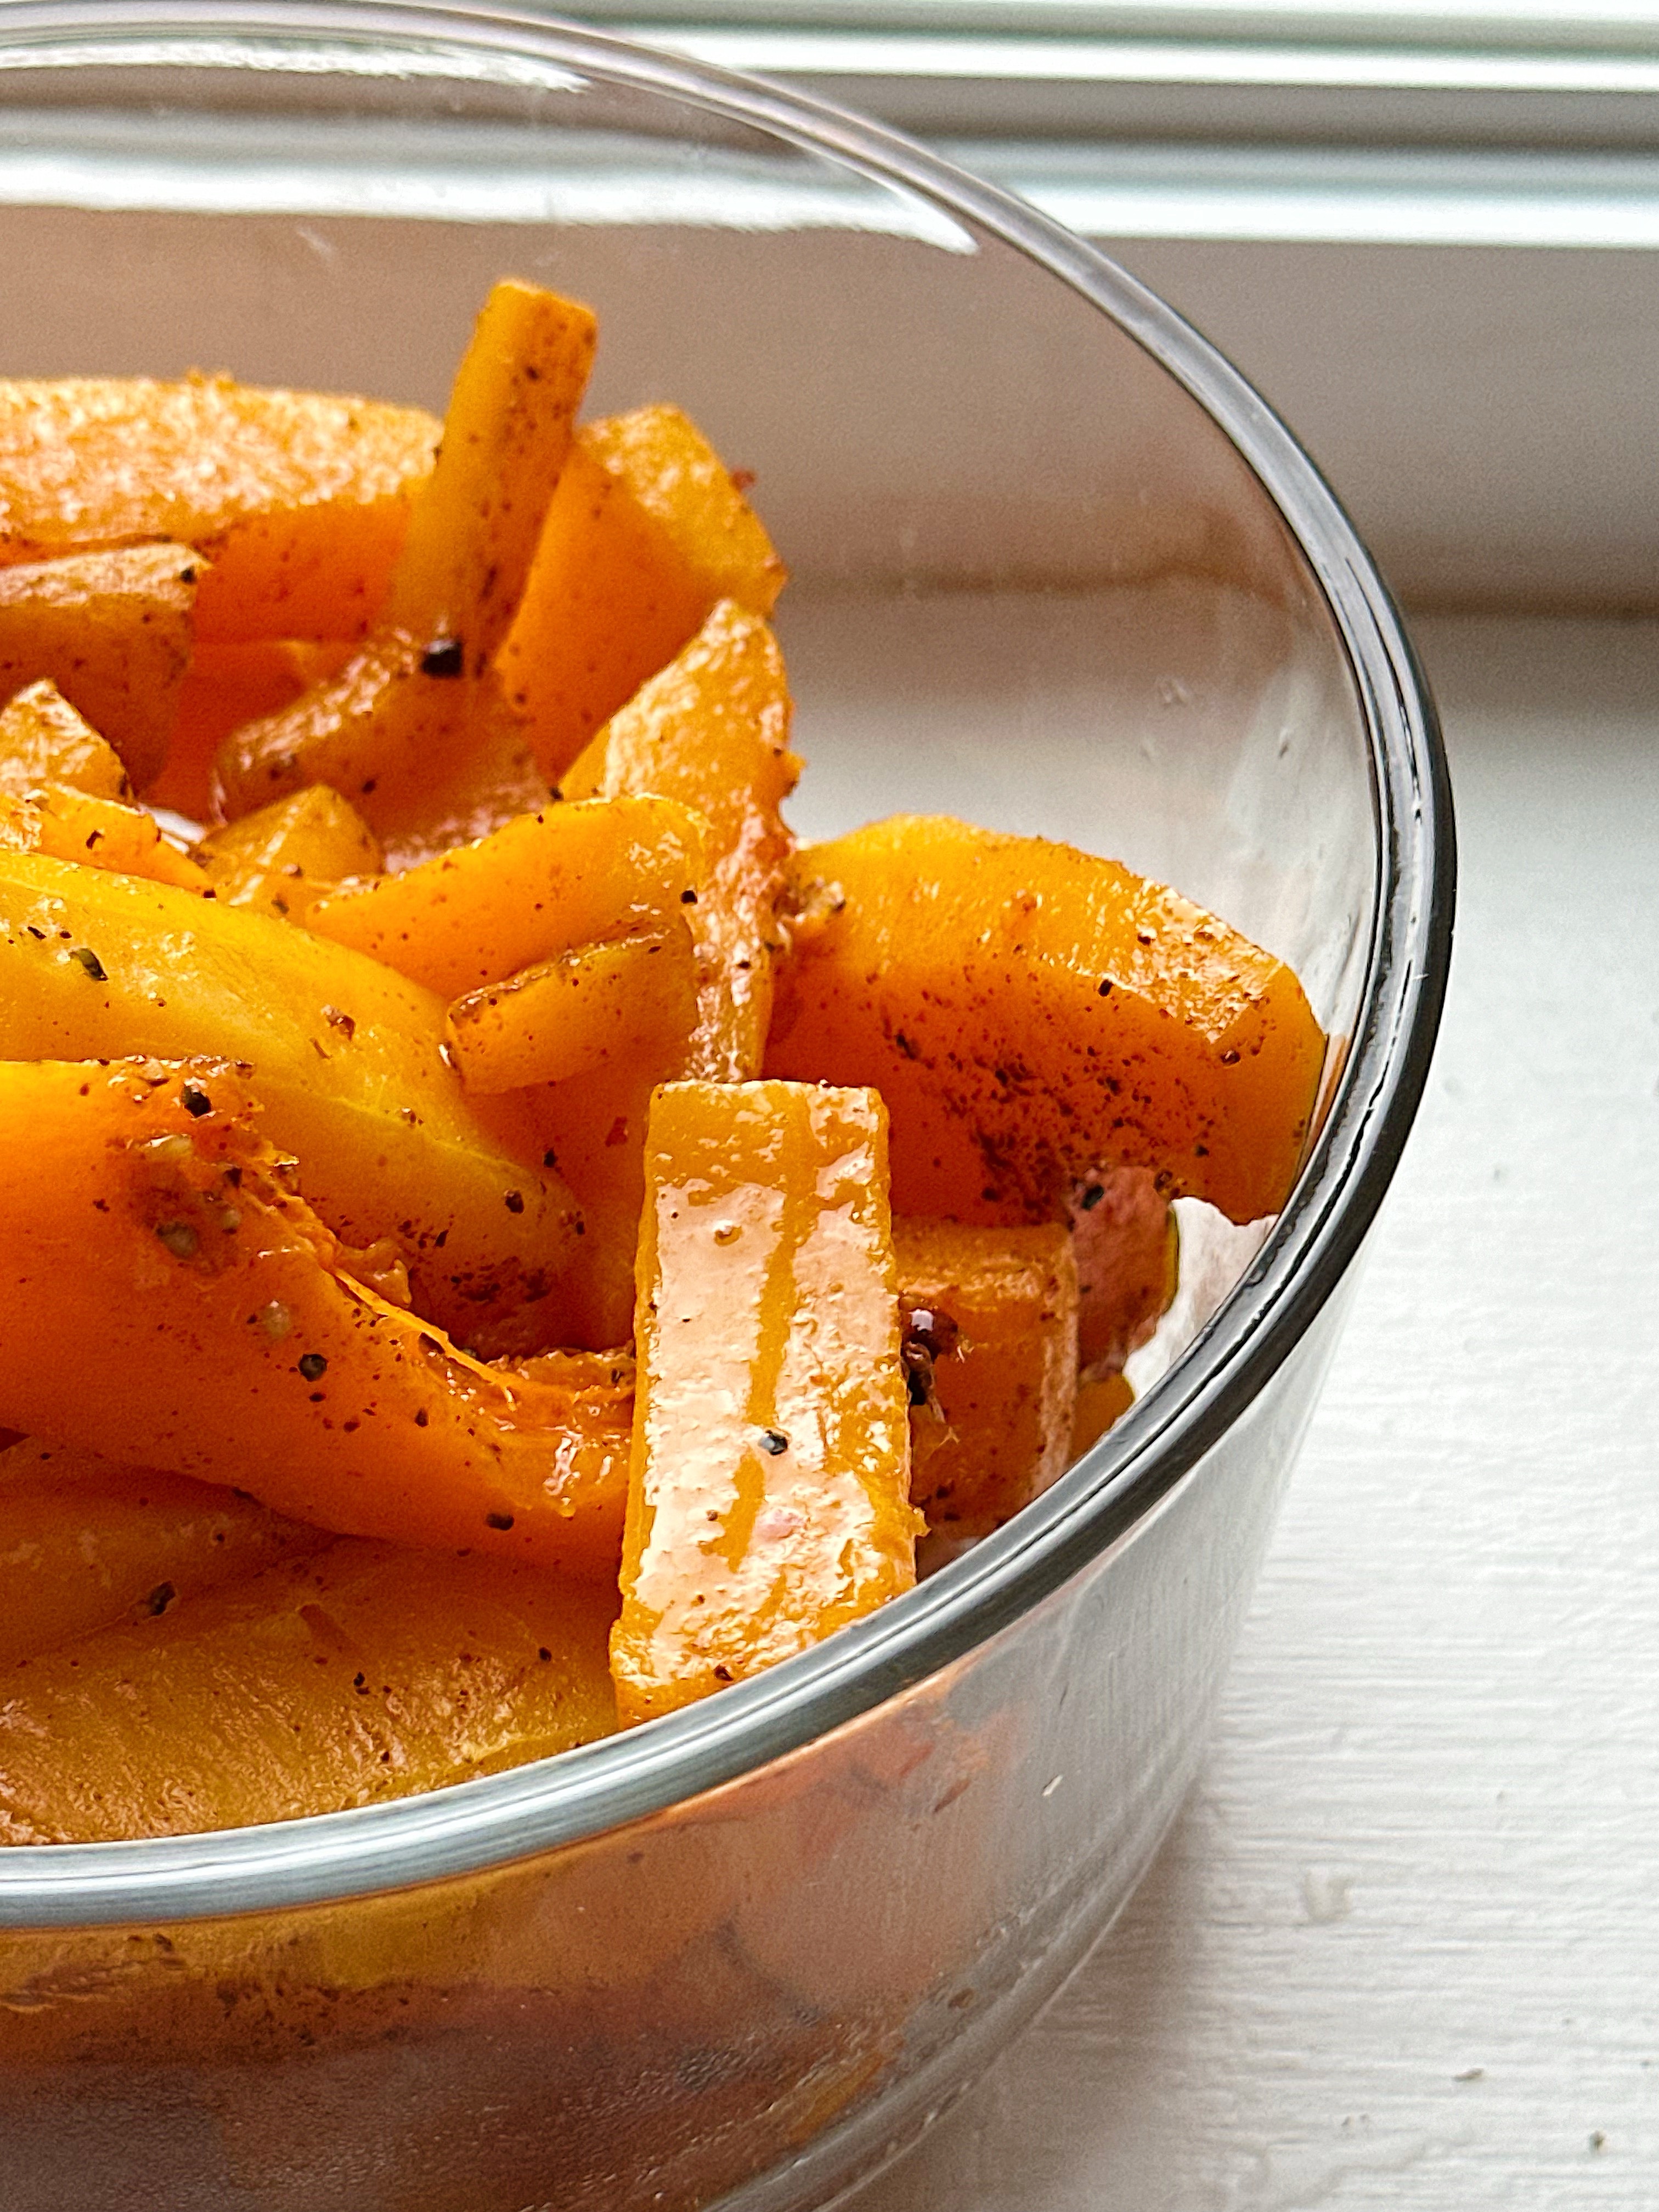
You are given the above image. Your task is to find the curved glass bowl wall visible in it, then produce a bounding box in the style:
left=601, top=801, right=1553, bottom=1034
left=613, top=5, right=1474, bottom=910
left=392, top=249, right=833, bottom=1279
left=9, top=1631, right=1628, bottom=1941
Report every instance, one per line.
left=0, top=8, right=1453, bottom=2209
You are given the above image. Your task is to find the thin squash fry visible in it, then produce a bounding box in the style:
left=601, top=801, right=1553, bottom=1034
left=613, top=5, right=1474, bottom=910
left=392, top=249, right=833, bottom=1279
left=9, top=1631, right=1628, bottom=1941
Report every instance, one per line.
left=0, top=373, right=438, bottom=642
left=213, top=283, right=595, bottom=864
left=0, top=1541, right=619, bottom=1842
left=307, top=793, right=708, bottom=1000
left=0, top=854, right=579, bottom=1350
left=612, top=1080, right=917, bottom=1725
left=0, top=1060, right=633, bottom=1575
left=562, top=600, right=799, bottom=1082
left=0, top=542, right=199, bottom=788
left=382, top=278, right=597, bottom=669
left=767, top=814, right=1327, bottom=1228
left=0, top=677, right=131, bottom=798
left=0, top=785, right=211, bottom=890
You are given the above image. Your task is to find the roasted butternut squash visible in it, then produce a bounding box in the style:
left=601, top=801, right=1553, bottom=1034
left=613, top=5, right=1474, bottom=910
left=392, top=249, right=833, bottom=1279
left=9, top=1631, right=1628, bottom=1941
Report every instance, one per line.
left=1069, top=1370, right=1135, bottom=1460
left=0, top=1438, right=326, bottom=1667
left=0, top=677, right=130, bottom=798
left=194, top=783, right=383, bottom=920
left=212, top=632, right=546, bottom=871
left=0, top=1541, right=619, bottom=1842
left=612, top=1081, right=917, bottom=1725
left=526, top=1051, right=693, bottom=1355
left=447, top=921, right=698, bottom=1096
left=0, top=1060, right=632, bottom=1574
left=0, top=542, right=198, bottom=788
left=562, top=600, right=799, bottom=1082
left=1069, top=1165, right=1179, bottom=1373
left=768, top=815, right=1326, bottom=1228
left=155, top=637, right=354, bottom=817
left=0, top=854, right=579, bottom=1349
left=307, top=793, right=708, bottom=1000
left=0, top=783, right=210, bottom=889
left=896, top=1219, right=1079, bottom=1537
left=498, top=405, right=786, bottom=781
left=381, top=279, right=596, bottom=670
left=0, top=373, right=438, bottom=642
left=212, top=283, right=594, bottom=866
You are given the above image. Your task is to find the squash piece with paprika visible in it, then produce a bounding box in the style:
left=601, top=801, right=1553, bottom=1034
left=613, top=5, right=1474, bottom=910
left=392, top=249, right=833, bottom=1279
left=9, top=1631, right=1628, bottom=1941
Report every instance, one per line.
left=0, top=1060, right=632, bottom=1576
left=155, top=637, right=354, bottom=818
left=561, top=599, right=798, bottom=1083
left=0, top=372, right=439, bottom=644
left=0, top=678, right=132, bottom=799
left=215, top=281, right=596, bottom=866
left=194, top=784, right=383, bottom=922
left=529, top=604, right=797, bottom=1348
left=447, top=921, right=699, bottom=1097
left=0, top=1541, right=619, bottom=1843
left=0, top=786, right=211, bottom=891
left=767, top=815, right=1326, bottom=1229
left=307, top=793, right=707, bottom=1000
left=0, top=854, right=579, bottom=1352
left=0, top=1437, right=326, bottom=1667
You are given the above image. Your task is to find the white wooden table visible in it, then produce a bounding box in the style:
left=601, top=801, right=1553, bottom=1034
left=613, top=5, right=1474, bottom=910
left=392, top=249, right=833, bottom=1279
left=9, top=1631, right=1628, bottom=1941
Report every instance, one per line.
left=786, top=606, right=1659, bottom=2211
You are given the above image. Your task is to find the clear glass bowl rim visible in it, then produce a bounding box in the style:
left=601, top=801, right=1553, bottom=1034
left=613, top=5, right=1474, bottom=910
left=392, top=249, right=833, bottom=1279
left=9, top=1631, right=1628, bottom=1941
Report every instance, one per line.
left=0, top=0, right=1455, bottom=1929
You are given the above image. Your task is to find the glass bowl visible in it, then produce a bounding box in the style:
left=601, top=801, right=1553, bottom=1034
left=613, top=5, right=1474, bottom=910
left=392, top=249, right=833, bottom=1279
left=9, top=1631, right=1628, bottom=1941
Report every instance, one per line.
left=0, top=7, right=1454, bottom=2208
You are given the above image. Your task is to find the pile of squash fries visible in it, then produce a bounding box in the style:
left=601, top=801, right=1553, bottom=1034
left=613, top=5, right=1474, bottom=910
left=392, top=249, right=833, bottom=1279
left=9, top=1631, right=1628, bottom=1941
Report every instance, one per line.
left=0, top=281, right=1325, bottom=1842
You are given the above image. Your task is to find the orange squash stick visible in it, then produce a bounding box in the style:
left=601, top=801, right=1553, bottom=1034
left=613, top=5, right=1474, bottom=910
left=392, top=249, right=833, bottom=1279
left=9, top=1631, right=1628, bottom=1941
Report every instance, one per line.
left=613, top=1081, right=918, bottom=1725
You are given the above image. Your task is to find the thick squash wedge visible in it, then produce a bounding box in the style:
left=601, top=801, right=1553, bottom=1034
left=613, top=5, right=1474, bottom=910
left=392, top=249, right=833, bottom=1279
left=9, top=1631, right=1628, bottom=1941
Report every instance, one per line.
left=768, top=815, right=1326, bottom=1227
left=0, top=373, right=438, bottom=642
left=0, top=1541, right=618, bottom=1842
left=0, top=1060, right=632, bottom=1575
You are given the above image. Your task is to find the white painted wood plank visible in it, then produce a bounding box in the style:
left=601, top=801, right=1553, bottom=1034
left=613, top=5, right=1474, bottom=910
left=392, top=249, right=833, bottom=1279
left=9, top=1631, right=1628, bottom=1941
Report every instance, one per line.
left=778, top=607, right=1659, bottom=2209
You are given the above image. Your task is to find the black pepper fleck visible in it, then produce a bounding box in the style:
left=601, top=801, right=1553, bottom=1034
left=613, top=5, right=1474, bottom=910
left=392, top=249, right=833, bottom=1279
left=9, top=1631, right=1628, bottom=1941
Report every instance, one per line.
left=179, top=1082, right=213, bottom=1119
left=421, top=635, right=465, bottom=678
left=759, top=1428, right=789, bottom=1456
left=297, top=1352, right=329, bottom=1382
left=70, top=947, right=106, bottom=982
